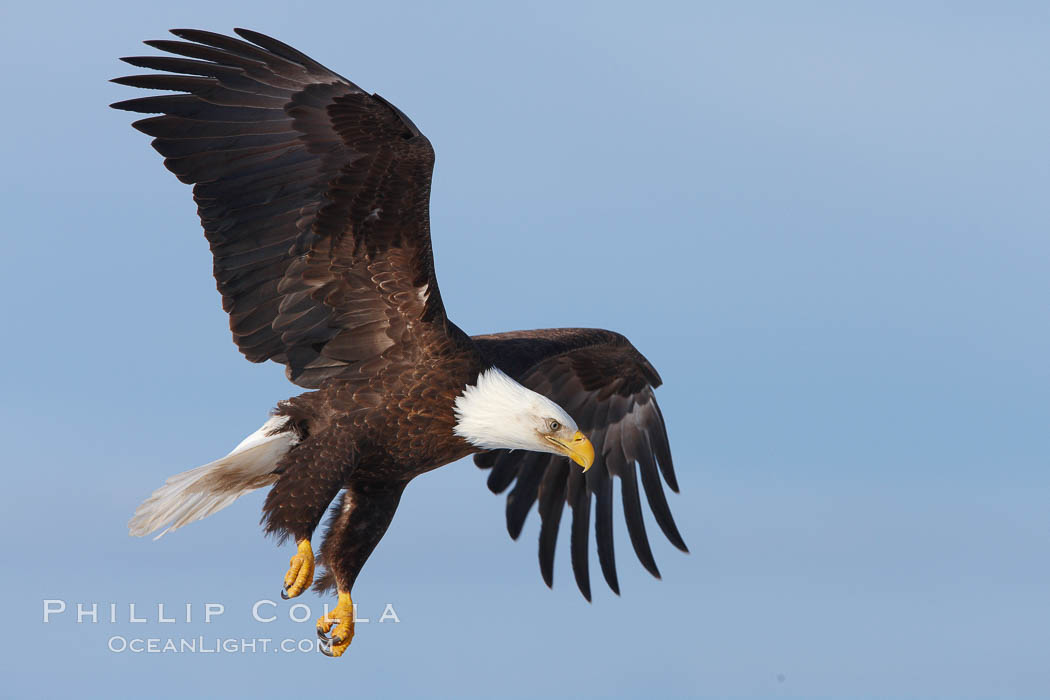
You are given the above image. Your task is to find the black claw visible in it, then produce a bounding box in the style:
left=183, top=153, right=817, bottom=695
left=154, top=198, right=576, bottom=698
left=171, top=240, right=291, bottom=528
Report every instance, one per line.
left=317, top=627, right=329, bottom=641
left=332, top=636, right=343, bottom=645
left=280, top=588, right=290, bottom=600
left=319, top=640, right=334, bottom=657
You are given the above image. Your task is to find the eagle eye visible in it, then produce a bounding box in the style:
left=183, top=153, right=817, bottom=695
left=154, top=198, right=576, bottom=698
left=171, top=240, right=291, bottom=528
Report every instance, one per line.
left=548, top=420, right=560, bottom=432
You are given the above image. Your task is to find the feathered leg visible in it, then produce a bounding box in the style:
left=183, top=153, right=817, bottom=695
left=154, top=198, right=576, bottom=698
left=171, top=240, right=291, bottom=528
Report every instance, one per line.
left=315, top=478, right=408, bottom=658
left=262, top=429, right=356, bottom=599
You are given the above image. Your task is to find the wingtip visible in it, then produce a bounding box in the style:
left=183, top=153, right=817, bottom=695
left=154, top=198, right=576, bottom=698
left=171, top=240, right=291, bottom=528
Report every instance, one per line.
left=666, top=530, right=689, bottom=553
left=167, top=28, right=215, bottom=44
left=540, top=559, right=554, bottom=589
left=603, top=570, right=621, bottom=596
left=642, top=560, right=662, bottom=580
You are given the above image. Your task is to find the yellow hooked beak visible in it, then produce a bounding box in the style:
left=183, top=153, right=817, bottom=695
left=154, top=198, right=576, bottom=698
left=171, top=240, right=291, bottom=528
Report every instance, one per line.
left=547, top=431, right=595, bottom=472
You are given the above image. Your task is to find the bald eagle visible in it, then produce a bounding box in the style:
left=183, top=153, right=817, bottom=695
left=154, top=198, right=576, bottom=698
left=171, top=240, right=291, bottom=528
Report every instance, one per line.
left=113, top=28, right=686, bottom=657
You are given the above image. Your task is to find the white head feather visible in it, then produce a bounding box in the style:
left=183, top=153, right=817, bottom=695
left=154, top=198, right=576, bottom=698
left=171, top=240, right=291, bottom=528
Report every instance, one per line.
left=454, top=367, right=578, bottom=453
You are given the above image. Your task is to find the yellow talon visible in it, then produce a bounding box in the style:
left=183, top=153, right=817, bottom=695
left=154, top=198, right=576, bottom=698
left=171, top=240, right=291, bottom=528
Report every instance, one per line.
left=281, top=539, right=314, bottom=599
left=316, top=591, right=354, bottom=657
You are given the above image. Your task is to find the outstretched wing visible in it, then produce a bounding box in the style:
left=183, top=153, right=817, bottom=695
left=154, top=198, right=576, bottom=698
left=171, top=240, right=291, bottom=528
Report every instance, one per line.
left=472, top=328, right=686, bottom=600
left=112, top=28, right=447, bottom=387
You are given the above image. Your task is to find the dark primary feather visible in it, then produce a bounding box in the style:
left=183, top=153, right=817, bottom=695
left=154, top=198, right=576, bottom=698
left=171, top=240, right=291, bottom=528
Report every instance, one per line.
left=473, top=328, right=687, bottom=600
left=111, top=28, right=448, bottom=388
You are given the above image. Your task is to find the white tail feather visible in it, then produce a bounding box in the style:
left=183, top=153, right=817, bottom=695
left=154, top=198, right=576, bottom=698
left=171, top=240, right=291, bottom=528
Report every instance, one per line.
left=129, top=415, right=299, bottom=539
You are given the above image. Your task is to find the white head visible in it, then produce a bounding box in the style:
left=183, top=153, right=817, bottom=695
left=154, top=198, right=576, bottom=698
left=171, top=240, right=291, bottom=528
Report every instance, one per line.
left=454, top=367, right=595, bottom=469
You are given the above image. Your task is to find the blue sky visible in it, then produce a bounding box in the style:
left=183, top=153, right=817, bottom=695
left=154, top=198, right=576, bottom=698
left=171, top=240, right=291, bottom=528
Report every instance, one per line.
left=2, top=1, right=1048, bottom=698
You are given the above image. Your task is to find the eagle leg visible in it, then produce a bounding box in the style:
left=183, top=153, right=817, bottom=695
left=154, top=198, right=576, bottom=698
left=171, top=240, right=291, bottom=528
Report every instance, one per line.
left=316, top=591, right=354, bottom=657
left=281, top=539, right=315, bottom=599
left=262, top=426, right=357, bottom=599
left=311, top=478, right=408, bottom=658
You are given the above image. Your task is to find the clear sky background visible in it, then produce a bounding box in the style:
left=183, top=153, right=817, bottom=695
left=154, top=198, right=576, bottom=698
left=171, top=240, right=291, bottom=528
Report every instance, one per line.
left=2, top=1, right=1048, bottom=698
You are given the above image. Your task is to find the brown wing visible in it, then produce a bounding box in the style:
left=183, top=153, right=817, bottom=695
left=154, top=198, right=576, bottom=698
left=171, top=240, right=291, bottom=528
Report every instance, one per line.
left=112, top=29, right=447, bottom=387
left=472, top=328, right=687, bottom=600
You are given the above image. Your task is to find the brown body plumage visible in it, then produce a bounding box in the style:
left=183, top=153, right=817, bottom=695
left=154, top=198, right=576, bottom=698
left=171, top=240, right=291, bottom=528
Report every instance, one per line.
left=114, top=28, right=685, bottom=654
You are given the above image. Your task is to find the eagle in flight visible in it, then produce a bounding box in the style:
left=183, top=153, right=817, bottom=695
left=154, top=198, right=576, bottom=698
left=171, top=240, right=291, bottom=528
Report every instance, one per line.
left=113, top=28, right=686, bottom=657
